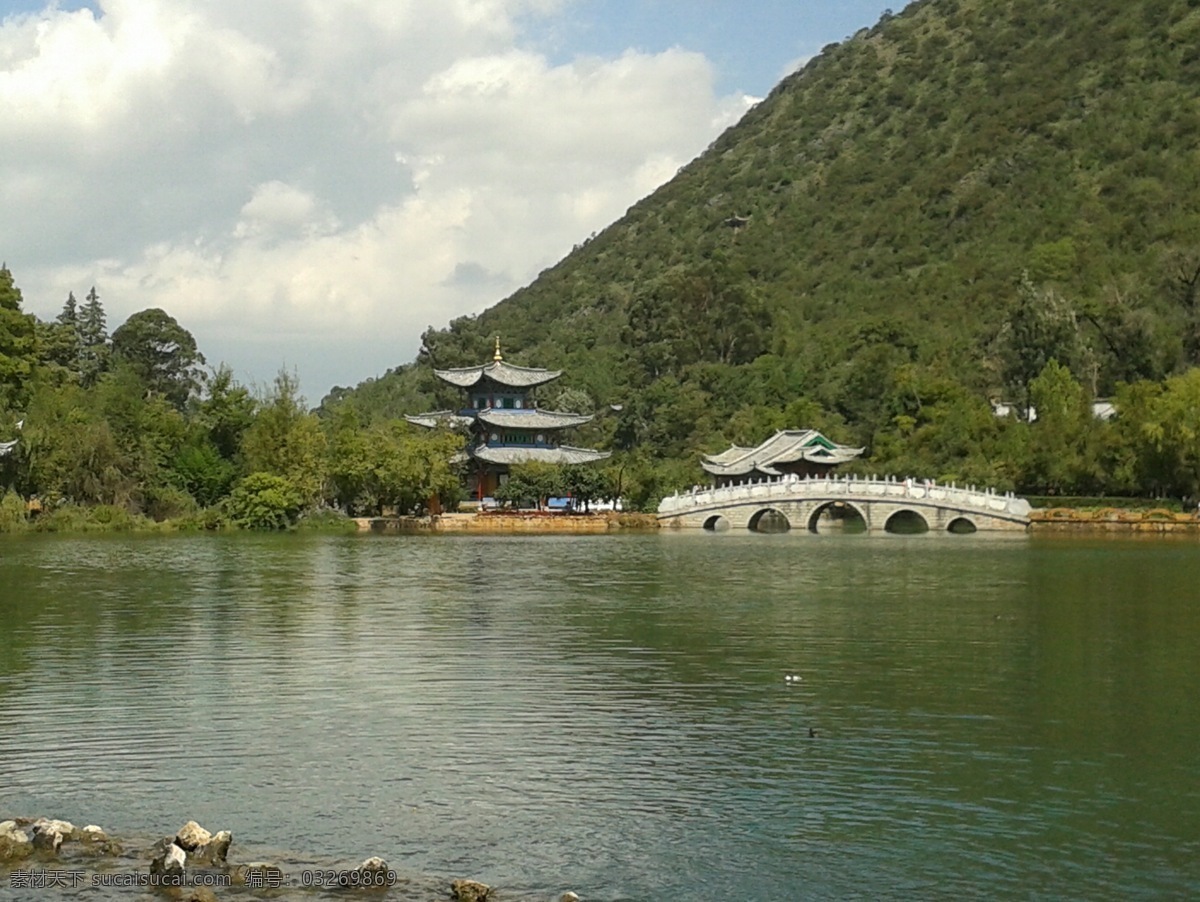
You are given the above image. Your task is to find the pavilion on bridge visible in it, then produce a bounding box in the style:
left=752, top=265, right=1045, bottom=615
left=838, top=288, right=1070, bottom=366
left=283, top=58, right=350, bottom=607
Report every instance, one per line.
left=405, top=339, right=609, bottom=501
left=702, top=429, right=863, bottom=488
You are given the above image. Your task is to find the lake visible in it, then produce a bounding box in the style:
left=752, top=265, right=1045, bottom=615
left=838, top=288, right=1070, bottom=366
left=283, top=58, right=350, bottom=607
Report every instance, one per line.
left=1, top=532, right=1199, bottom=900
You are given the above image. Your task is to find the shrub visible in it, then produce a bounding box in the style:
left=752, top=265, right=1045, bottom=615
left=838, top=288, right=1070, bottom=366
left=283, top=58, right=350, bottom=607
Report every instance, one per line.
left=144, top=484, right=199, bottom=522
left=296, top=507, right=358, bottom=533
left=225, top=472, right=304, bottom=530
left=35, top=503, right=147, bottom=532
left=0, top=490, right=28, bottom=533
left=171, top=442, right=237, bottom=507
left=172, top=506, right=228, bottom=531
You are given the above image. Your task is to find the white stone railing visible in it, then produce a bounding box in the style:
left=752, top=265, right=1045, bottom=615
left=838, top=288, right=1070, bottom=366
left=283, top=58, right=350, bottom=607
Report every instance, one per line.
left=657, top=474, right=1032, bottom=519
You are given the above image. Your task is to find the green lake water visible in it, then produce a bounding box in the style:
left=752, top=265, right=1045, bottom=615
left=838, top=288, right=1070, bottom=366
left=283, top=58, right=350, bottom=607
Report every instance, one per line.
left=1, top=532, right=1199, bottom=900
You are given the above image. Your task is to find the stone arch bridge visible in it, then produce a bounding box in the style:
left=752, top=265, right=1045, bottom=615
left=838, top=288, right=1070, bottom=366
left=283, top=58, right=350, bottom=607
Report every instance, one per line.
left=657, top=476, right=1031, bottom=533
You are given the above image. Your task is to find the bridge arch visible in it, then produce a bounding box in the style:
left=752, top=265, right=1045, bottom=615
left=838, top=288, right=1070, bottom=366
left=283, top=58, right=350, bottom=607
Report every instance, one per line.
left=703, top=514, right=731, bottom=532
left=947, top=516, right=977, bottom=534
left=807, top=500, right=868, bottom=534
left=884, top=509, right=929, bottom=534
left=748, top=508, right=791, bottom=533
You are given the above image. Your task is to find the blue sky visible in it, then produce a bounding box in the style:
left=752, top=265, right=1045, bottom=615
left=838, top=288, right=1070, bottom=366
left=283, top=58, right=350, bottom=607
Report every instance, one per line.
left=0, top=0, right=905, bottom=399
left=523, top=1, right=900, bottom=95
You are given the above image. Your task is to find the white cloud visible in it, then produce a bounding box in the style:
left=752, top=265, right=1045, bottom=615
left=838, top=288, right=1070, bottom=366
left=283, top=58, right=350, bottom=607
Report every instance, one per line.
left=234, top=181, right=333, bottom=240
left=0, top=0, right=754, bottom=401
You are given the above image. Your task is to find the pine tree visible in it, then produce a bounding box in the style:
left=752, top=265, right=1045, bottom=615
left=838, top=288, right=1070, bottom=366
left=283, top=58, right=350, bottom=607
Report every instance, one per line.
left=57, top=291, right=78, bottom=326
left=42, top=291, right=84, bottom=374
left=77, top=286, right=109, bottom=387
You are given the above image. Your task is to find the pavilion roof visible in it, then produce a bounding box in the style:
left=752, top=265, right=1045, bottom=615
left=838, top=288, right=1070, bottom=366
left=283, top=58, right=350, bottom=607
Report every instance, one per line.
left=477, top=409, right=593, bottom=429
left=435, top=360, right=562, bottom=389
left=701, top=429, right=863, bottom=477
left=470, top=444, right=611, bottom=466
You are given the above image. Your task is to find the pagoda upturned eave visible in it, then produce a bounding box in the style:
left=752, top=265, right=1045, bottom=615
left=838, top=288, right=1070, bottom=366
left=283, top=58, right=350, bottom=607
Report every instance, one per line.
left=406, top=408, right=593, bottom=430
left=434, top=359, right=562, bottom=389
left=477, top=408, right=593, bottom=429
left=404, top=410, right=474, bottom=429
left=469, top=444, right=611, bottom=466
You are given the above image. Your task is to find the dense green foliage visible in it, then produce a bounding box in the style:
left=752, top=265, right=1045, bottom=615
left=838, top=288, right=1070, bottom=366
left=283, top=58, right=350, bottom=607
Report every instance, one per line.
left=322, top=0, right=1200, bottom=504
left=111, top=307, right=206, bottom=409
left=0, top=266, right=463, bottom=531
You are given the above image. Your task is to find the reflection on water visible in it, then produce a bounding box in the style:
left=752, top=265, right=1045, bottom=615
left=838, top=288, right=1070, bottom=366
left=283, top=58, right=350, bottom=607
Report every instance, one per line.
left=1, top=532, right=1199, bottom=899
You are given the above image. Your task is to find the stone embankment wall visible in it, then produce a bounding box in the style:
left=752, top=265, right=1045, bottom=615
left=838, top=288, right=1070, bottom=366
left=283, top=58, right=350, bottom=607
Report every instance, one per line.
left=355, top=509, right=1200, bottom=535
left=1029, top=509, right=1200, bottom=533
left=355, top=512, right=660, bottom=534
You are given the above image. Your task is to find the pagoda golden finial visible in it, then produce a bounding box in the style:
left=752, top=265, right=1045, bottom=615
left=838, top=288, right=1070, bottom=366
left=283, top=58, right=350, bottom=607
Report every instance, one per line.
left=493, top=336, right=503, bottom=362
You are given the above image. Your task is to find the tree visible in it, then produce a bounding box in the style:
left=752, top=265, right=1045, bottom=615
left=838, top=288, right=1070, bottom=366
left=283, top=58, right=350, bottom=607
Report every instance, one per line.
left=370, top=425, right=462, bottom=514
left=495, top=461, right=566, bottom=510
left=194, top=364, right=256, bottom=462
left=39, top=291, right=84, bottom=377
left=563, top=464, right=614, bottom=511
left=1104, top=379, right=1167, bottom=496
left=1131, top=369, right=1200, bottom=500
left=622, top=261, right=772, bottom=383
left=612, top=375, right=712, bottom=456
left=77, top=286, right=109, bottom=387
left=21, top=379, right=132, bottom=505
left=57, top=292, right=78, bottom=328
left=550, top=386, right=594, bottom=414
left=96, top=361, right=189, bottom=504
left=0, top=265, right=37, bottom=407
left=111, top=308, right=206, bottom=409
left=325, top=405, right=376, bottom=513
left=995, top=275, right=1090, bottom=417
left=171, top=442, right=236, bottom=507
left=1024, top=361, right=1100, bottom=494
left=50, top=291, right=81, bottom=364
left=241, top=370, right=327, bottom=503
left=1163, top=248, right=1200, bottom=365
left=617, top=453, right=701, bottom=512
left=1079, top=284, right=1169, bottom=389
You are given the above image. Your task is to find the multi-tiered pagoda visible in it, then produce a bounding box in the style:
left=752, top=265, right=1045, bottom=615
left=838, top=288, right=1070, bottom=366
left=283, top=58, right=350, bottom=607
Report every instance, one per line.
left=406, top=340, right=610, bottom=501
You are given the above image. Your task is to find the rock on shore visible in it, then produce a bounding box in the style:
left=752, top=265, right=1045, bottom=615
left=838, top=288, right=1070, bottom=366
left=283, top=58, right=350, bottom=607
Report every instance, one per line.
left=31, top=818, right=77, bottom=852
left=174, top=820, right=211, bottom=852
left=0, top=821, right=33, bottom=861
left=452, top=878, right=492, bottom=902
left=0, top=814, right=576, bottom=900
left=149, top=840, right=187, bottom=879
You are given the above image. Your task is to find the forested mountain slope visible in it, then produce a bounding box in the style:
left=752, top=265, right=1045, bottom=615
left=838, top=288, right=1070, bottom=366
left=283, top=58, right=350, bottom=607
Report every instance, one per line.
left=325, top=0, right=1200, bottom=491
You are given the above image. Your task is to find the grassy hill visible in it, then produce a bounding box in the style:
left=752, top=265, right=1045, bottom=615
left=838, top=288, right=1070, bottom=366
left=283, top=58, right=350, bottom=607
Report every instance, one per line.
left=325, top=0, right=1200, bottom=485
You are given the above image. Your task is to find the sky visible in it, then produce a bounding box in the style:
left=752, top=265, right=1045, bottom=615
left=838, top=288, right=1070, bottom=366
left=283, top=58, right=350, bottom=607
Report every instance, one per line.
left=1, top=0, right=899, bottom=403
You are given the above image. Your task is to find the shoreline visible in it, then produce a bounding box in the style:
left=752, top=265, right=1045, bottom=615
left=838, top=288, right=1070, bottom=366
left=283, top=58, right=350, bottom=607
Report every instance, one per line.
left=0, top=816, right=576, bottom=901
left=1028, top=508, right=1200, bottom=533
left=7, top=508, right=1200, bottom=538
left=357, top=509, right=1200, bottom=536
left=354, top=511, right=660, bottom=534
